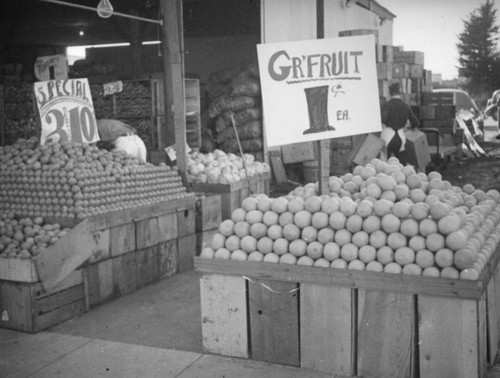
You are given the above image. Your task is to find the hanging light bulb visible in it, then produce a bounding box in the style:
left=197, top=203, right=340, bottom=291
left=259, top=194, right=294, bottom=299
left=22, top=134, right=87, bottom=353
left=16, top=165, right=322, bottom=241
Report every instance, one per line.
left=97, top=0, right=113, bottom=18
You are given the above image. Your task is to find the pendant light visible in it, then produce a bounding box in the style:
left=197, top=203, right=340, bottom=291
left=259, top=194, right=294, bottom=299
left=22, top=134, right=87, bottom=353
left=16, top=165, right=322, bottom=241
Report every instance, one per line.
left=97, top=0, right=113, bottom=18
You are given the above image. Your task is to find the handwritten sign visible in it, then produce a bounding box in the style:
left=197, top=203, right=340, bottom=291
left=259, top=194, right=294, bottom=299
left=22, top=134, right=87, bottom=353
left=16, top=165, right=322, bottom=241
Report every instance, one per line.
left=34, top=55, right=68, bottom=81
left=257, top=35, right=382, bottom=147
left=34, top=79, right=100, bottom=145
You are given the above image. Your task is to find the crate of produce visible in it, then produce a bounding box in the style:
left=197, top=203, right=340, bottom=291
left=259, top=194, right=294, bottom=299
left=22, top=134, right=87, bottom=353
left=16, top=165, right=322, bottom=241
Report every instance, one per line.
left=0, top=136, right=197, bottom=331
left=196, top=255, right=500, bottom=378
left=195, top=157, right=500, bottom=377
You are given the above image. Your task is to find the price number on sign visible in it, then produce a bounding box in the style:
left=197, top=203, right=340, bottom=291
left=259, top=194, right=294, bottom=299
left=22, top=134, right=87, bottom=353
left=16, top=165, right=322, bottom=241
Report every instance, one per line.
left=45, top=105, right=97, bottom=145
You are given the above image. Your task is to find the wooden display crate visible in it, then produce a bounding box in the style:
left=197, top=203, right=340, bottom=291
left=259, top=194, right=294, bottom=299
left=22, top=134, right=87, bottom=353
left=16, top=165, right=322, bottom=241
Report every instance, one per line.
left=196, top=194, right=222, bottom=254
left=0, top=269, right=86, bottom=333
left=0, top=197, right=197, bottom=332
left=195, top=250, right=500, bottom=378
left=192, top=172, right=271, bottom=221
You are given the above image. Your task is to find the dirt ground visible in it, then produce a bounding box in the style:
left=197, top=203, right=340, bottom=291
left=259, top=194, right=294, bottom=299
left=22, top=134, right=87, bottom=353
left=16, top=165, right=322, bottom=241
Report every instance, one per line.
left=440, top=141, right=500, bottom=192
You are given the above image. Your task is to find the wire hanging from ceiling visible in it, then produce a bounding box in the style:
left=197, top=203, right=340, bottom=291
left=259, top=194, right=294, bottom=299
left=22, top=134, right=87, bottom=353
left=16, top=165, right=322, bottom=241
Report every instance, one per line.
left=39, top=0, right=163, bottom=25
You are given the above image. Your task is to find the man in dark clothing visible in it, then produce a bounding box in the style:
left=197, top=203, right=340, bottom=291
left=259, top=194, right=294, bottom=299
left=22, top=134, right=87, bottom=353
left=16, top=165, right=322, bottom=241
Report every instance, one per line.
left=381, top=82, right=420, bottom=162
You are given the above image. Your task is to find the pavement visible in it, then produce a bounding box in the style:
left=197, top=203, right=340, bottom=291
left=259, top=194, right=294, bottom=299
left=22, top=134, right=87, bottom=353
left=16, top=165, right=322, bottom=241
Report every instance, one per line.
left=1, top=270, right=332, bottom=378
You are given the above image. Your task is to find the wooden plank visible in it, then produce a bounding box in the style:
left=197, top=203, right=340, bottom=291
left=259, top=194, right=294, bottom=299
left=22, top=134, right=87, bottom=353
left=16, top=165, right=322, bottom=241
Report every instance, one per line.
left=268, top=150, right=288, bottom=184
left=0, top=257, right=38, bottom=282
left=158, top=240, right=178, bottom=279
left=34, top=300, right=86, bottom=333
left=34, top=269, right=83, bottom=298
left=196, top=195, right=222, bottom=232
left=478, top=293, right=488, bottom=377
left=85, top=259, right=114, bottom=306
left=158, top=212, right=178, bottom=242
left=177, top=207, right=196, bottom=237
left=178, top=233, right=197, bottom=273
left=136, top=217, right=159, bottom=249
left=89, top=197, right=196, bottom=230
left=228, top=190, right=242, bottom=220
left=0, top=281, right=34, bottom=332
left=34, top=219, right=99, bottom=293
left=199, top=274, right=248, bottom=358
left=357, top=290, right=414, bottom=378
left=419, top=295, right=480, bottom=378
left=110, top=222, right=136, bottom=257
left=136, top=247, right=160, bottom=289
left=300, top=283, right=353, bottom=376
left=487, top=277, right=499, bottom=364
left=34, top=285, right=85, bottom=314
left=318, top=139, right=330, bottom=195
left=248, top=279, right=300, bottom=366
left=194, top=258, right=485, bottom=299
left=494, top=264, right=500, bottom=340
left=112, top=253, right=137, bottom=297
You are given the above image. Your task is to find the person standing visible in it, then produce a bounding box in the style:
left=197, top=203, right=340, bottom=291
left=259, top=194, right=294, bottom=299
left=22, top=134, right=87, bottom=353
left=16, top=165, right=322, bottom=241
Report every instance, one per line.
left=381, top=82, right=420, bottom=163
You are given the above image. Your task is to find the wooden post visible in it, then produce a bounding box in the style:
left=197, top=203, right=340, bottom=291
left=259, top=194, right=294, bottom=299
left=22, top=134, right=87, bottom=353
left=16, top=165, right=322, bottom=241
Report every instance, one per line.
left=318, top=139, right=330, bottom=195
left=160, top=0, right=187, bottom=177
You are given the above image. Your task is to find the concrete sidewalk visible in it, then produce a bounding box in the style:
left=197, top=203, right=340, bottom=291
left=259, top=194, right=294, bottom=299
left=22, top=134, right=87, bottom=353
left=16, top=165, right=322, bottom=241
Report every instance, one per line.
left=0, top=328, right=331, bottom=378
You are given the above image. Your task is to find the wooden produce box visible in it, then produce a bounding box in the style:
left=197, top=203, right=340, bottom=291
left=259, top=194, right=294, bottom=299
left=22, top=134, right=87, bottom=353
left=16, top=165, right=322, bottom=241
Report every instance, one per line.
left=192, top=172, right=271, bottom=221
left=0, top=197, right=198, bottom=332
left=195, top=253, right=500, bottom=378
left=0, top=269, right=86, bottom=333
left=196, top=194, right=222, bottom=254
left=281, top=141, right=317, bottom=164
left=84, top=196, right=197, bottom=307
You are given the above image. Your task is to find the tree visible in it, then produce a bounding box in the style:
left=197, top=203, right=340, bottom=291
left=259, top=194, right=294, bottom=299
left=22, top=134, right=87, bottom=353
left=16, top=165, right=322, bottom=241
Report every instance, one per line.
left=456, top=0, right=500, bottom=95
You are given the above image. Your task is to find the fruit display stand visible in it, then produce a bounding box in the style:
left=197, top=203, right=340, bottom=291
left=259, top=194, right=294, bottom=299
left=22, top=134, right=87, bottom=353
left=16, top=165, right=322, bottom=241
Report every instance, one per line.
left=192, top=172, right=271, bottom=221
left=0, top=197, right=196, bottom=333
left=195, top=251, right=500, bottom=378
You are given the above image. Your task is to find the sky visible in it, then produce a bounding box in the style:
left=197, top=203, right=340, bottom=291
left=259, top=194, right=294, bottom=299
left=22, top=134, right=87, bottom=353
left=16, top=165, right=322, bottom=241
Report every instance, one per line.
left=378, top=0, right=500, bottom=80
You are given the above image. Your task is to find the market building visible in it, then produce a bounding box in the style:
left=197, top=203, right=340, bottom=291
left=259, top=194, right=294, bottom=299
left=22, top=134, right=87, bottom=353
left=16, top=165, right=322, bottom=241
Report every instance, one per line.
left=1, top=1, right=500, bottom=377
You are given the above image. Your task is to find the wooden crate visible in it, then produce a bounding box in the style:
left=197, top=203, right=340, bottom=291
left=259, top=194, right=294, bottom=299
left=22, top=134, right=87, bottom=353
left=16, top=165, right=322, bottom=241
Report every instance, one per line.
left=195, top=254, right=500, bottom=378
left=192, top=172, right=271, bottom=221
left=0, top=269, right=86, bottom=333
left=196, top=194, right=222, bottom=232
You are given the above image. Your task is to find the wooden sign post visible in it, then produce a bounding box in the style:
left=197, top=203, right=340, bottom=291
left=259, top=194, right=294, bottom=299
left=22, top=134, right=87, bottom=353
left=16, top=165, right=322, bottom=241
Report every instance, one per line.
left=318, top=139, right=330, bottom=195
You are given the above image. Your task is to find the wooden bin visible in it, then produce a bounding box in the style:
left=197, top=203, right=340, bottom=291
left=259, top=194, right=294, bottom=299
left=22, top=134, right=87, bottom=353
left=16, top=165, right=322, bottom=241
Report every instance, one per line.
left=0, top=197, right=198, bottom=332
left=0, top=267, right=86, bottom=333
left=195, top=194, right=222, bottom=254
left=195, top=251, right=500, bottom=378
left=192, top=172, right=271, bottom=221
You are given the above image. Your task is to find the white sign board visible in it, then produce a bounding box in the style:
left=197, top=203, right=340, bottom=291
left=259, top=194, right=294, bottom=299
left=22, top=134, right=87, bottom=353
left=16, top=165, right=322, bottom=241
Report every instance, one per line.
left=34, top=55, right=68, bottom=81
left=257, top=35, right=382, bottom=147
left=34, top=79, right=100, bottom=145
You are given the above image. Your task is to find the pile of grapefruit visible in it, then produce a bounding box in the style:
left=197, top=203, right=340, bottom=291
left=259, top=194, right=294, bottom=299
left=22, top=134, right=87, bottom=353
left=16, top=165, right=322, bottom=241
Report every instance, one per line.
left=200, top=157, right=500, bottom=280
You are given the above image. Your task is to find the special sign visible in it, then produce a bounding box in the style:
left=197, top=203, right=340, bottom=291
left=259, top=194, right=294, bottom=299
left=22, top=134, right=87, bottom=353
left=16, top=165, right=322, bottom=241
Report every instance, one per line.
left=257, top=35, right=382, bottom=147
left=34, top=79, right=100, bottom=145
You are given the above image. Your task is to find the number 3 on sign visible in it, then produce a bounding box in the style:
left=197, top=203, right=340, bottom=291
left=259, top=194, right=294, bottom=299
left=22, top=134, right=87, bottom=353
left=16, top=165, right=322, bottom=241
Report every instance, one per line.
left=45, top=106, right=98, bottom=145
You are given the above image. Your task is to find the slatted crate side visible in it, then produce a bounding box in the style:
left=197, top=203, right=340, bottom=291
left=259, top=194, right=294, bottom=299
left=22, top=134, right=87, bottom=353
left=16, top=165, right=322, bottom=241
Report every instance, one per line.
left=357, top=289, right=415, bottom=378
left=112, top=252, right=137, bottom=297
left=199, top=273, right=248, bottom=358
left=247, top=278, right=300, bottom=367
left=136, top=217, right=159, bottom=249
left=136, top=246, right=160, bottom=289
left=486, top=274, right=499, bottom=364
left=418, top=295, right=484, bottom=378
left=195, top=195, right=222, bottom=232
left=158, top=212, right=178, bottom=242
left=0, top=257, right=38, bottom=283
left=110, top=222, right=136, bottom=257
left=85, top=259, right=114, bottom=307
left=158, top=240, right=177, bottom=279
left=300, top=283, right=353, bottom=376
left=177, top=207, right=196, bottom=237
left=178, top=233, right=197, bottom=273
left=0, top=269, right=85, bottom=333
